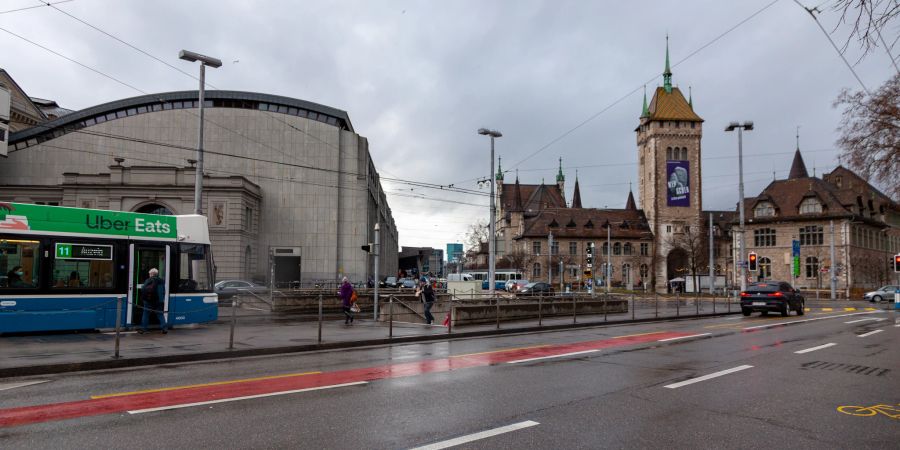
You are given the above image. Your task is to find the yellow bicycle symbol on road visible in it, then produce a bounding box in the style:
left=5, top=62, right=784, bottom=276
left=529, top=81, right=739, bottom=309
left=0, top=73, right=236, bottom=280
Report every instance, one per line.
left=837, top=404, right=900, bottom=420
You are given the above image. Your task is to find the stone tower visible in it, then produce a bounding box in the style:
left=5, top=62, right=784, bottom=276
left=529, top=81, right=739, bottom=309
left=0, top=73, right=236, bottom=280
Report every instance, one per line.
left=635, top=38, right=704, bottom=291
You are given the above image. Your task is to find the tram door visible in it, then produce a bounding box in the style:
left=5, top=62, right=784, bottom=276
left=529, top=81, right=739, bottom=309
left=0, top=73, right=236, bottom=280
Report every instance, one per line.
left=129, top=244, right=170, bottom=326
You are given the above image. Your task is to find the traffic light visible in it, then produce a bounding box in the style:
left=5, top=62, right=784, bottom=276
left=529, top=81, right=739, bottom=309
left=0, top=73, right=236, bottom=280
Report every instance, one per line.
left=748, top=252, right=758, bottom=272
left=585, top=242, right=594, bottom=277
left=894, top=254, right=900, bottom=272
left=360, top=243, right=372, bottom=253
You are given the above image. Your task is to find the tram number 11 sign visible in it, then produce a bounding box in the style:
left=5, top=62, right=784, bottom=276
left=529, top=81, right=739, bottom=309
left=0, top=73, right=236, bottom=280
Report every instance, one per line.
left=55, top=243, right=113, bottom=260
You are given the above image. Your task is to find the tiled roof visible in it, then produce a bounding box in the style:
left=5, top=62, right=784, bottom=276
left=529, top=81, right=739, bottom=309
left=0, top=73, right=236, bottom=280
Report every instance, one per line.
left=500, top=182, right=566, bottom=212
left=743, top=177, right=851, bottom=222
left=788, top=149, right=809, bottom=179
left=822, top=166, right=899, bottom=213
left=646, top=86, right=702, bottom=122
left=517, top=208, right=652, bottom=239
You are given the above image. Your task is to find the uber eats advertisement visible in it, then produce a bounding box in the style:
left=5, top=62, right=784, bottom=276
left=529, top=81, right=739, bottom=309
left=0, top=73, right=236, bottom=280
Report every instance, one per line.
left=0, top=202, right=177, bottom=239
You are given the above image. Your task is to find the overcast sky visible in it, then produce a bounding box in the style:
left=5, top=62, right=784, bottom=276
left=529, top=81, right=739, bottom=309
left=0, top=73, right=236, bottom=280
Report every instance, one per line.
left=3, top=0, right=896, bottom=255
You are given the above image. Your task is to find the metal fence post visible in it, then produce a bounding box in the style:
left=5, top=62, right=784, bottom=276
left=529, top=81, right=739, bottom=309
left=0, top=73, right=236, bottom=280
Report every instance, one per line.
left=389, top=295, right=393, bottom=339
left=604, top=294, right=608, bottom=322
left=655, top=292, right=658, bottom=319
left=228, top=298, right=237, bottom=350
left=631, top=293, right=635, bottom=321
left=495, top=295, right=500, bottom=330
left=447, top=297, right=452, bottom=335
left=317, top=293, right=323, bottom=344
left=538, top=295, right=543, bottom=327
left=113, top=296, right=122, bottom=359
left=676, top=292, right=680, bottom=317
left=713, top=294, right=716, bottom=314
left=696, top=293, right=700, bottom=317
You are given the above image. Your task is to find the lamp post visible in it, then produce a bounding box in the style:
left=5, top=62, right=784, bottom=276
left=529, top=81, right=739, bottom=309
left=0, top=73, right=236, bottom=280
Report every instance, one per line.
left=478, top=128, right=502, bottom=297
left=725, top=121, right=753, bottom=292
left=179, top=49, right=222, bottom=215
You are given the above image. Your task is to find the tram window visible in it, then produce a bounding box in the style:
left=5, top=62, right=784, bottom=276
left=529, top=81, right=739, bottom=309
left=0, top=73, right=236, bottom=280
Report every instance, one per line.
left=177, top=244, right=212, bottom=291
left=0, top=239, right=40, bottom=289
left=50, top=259, right=114, bottom=289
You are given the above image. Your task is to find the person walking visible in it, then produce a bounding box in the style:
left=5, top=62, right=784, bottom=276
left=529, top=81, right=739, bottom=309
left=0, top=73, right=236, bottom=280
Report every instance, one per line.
left=139, top=268, right=168, bottom=334
left=339, top=277, right=355, bottom=325
left=420, top=279, right=436, bottom=325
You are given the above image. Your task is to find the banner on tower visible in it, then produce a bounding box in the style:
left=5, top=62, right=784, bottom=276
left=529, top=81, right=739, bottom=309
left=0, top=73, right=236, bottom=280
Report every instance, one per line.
left=666, top=160, right=690, bottom=207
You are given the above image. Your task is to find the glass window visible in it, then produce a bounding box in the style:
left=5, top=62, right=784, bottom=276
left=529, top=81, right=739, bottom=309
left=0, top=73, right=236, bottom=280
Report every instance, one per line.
left=613, top=242, right=621, bottom=255
left=277, top=105, right=288, bottom=114
left=754, top=202, right=775, bottom=218
left=85, top=117, right=97, bottom=126
left=799, top=197, right=822, bottom=214
left=532, top=241, right=541, bottom=255
left=602, top=242, right=609, bottom=256
left=126, top=108, right=137, bottom=116
left=151, top=104, right=162, bottom=112
left=177, top=244, right=213, bottom=291
left=550, top=241, right=559, bottom=256
left=759, top=257, right=772, bottom=279
left=666, top=147, right=673, bottom=160
left=799, top=226, right=823, bottom=246
left=0, top=238, right=41, bottom=289
left=805, top=256, right=819, bottom=278
left=640, top=264, right=649, bottom=279
left=754, top=228, right=776, bottom=247
left=640, top=243, right=649, bottom=256
left=51, top=258, right=114, bottom=289
left=532, top=263, right=541, bottom=278
left=569, top=242, right=577, bottom=256
left=623, top=243, right=633, bottom=255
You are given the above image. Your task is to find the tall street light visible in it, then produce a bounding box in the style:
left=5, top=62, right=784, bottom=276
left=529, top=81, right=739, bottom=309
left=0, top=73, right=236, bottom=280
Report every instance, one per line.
left=725, top=121, right=753, bottom=292
left=179, top=49, right=222, bottom=215
left=478, top=128, right=502, bottom=297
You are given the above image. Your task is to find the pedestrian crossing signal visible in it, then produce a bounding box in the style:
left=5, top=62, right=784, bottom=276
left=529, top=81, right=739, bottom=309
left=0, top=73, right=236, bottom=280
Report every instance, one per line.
left=748, top=252, right=758, bottom=272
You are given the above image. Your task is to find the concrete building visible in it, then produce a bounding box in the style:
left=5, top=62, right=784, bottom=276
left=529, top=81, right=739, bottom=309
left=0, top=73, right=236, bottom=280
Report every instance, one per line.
left=1, top=70, right=398, bottom=284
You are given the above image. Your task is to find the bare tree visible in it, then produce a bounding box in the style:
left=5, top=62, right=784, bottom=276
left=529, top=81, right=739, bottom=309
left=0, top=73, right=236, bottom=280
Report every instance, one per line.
left=834, top=72, right=900, bottom=200
left=503, top=244, right=533, bottom=275
left=831, top=0, right=899, bottom=55
left=664, top=225, right=710, bottom=293
left=464, top=218, right=489, bottom=252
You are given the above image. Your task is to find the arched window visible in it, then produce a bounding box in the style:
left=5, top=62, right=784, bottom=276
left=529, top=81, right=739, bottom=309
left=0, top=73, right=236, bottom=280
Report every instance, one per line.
left=805, top=256, right=819, bottom=278
left=799, top=197, right=822, bottom=214
left=639, top=264, right=649, bottom=280
left=532, top=263, right=541, bottom=278
left=666, top=147, right=673, bottom=160
left=135, top=203, right=174, bottom=215
left=613, top=242, right=621, bottom=255
left=754, top=202, right=774, bottom=218
left=680, top=148, right=688, bottom=160
left=759, top=257, right=772, bottom=279
left=623, top=243, right=633, bottom=255
left=602, top=242, right=609, bottom=256
left=622, top=263, right=631, bottom=282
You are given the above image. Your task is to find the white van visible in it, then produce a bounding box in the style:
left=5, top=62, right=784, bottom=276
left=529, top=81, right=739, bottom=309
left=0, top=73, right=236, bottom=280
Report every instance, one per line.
left=447, top=273, right=474, bottom=282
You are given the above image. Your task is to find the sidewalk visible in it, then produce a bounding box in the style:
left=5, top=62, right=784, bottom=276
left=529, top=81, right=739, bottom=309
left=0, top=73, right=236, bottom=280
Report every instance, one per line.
left=1, top=298, right=892, bottom=378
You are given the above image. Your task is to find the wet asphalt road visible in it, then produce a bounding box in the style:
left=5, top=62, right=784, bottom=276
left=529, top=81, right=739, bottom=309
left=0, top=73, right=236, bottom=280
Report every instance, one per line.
left=0, top=309, right=897, bottom=449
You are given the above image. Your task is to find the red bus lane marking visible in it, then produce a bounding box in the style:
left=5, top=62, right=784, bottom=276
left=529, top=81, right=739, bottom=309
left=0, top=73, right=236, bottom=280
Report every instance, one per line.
left=0, top=331, right=691, bottom=428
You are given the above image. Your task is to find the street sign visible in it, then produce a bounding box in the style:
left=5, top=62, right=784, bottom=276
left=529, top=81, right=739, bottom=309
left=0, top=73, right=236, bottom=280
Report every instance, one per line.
left=792, top=240, right=801, bottom=277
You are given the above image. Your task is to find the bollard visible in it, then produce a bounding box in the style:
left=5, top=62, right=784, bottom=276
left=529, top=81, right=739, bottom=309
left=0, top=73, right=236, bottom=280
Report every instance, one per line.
left=496, top=295, right=501, bottom=330
left=573, top=295, right=577, bottom=324
left=604, top=295, right=608, bottom=322
left=113, top=296, right=122, bottom=359
left=228, top=298, right=237, bottom=350
left=447, top=297, right=452, bottom=335
left=389, top=295, right=393, bottom=339
left=317, top=294, right=323, bottom=344
left=676, top=292, right=680, bottom=317
left=631, top=293, right=635, bottom=321
left=696, top=294, right=699, bottom=317
left=655, top=292, right=658, bottom=319
left=538, top=295, right=543, bottom=327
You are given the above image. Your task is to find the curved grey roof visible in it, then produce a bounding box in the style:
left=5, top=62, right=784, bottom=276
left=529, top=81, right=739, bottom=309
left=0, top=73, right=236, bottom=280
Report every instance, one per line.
left=10, top=90, right=354, bottom=144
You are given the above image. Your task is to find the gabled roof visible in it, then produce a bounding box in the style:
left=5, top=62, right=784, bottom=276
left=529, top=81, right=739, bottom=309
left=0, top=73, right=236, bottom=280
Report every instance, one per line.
left=788, top=149, right=809, bottom=179
left=645, top=86, right=703, bottom=122
left=743, top=177, right=851, bottom=222
left=500, top=181, right=566, bottom=212
left=517, top=208, right=652, bottom=239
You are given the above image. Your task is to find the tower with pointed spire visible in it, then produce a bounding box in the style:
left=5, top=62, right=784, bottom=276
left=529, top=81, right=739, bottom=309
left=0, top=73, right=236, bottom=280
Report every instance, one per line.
left=571, top=171, right=582, bottom=209
left=495, top=156, right=504, bottom=201
left=556, top=157, right=565, bottom=197
left=635, top=37, right=705, bottom=292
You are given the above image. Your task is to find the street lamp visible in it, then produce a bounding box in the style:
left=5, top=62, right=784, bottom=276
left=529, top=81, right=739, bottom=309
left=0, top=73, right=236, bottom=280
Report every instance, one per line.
left=725, top=121, right=753, bottom=293
left=179, top=49, right=222, bottom=215
left=478, top=128, right=502, bottom=297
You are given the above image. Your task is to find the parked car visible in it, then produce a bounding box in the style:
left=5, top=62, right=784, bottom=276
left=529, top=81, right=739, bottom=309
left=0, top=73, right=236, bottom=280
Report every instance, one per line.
left=398, top=278, right=417, bottom=289
left=518, top=282, right=554, bottom=295
left=863, top=285, right=898, bottom=302
left=740, top=281, right=805, bottom=317
left=383, top=276, right=398, bottom=288
left=214, top=280, right=269, bottom=299
left=505, top=279, right=530, bottom=292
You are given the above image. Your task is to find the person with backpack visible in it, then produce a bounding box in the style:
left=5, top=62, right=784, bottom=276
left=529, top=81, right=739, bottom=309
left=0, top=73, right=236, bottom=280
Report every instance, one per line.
left=139, top=268, right=168, bottom=334
left=419, top=279, right=436, bottom=325
left=339, top=277, right=355, bottom=325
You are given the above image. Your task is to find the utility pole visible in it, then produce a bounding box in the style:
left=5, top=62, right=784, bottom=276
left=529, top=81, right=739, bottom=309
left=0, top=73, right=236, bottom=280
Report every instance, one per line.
left=606, top=222, right=612, bottom=294
left=830, top=220, right=836, bottom=300
left=709, top=212, right=714, bottom=295
left=548, top=231, right=553, bottom=285
left=373, top=222, right=380, bottom=320
left=178, top=50, right=222, bottom=215
left=478, top=128, right=502, bottom=296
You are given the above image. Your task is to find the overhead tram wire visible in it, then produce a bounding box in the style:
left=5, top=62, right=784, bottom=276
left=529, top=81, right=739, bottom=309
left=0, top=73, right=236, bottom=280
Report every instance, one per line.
left=499, top=0, right=782, bottom=172
left=0, top=0, right=74, bottom=15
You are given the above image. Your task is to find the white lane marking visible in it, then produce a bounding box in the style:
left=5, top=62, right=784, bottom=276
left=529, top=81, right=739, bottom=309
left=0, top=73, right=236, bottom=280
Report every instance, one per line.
left=844, top=318, right=885, bottom=324
left=127, top=381, right=367, bottom=414
left=410, top=420, right=540, bottom=450
left=658, top=333, right=711, bottom=342
left=664, top=365, right=753, bottom=389
left=0, top=380, right=50, bottom=391
left=794, top=343, right=837, bottom=354
left=742, top=311, right=883, bottom=331
left=507, top=349, right=599, bottom=364
left=858, top=329, right=883, bottom=338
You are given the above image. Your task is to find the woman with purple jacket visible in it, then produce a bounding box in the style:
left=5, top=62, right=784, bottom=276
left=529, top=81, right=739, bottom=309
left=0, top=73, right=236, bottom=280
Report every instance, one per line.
left=339, top=277, right=354, bottom=325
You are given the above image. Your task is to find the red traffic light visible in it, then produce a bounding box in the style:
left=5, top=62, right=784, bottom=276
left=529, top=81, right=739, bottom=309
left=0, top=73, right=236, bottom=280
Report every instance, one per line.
left=748, top=252, right=758, bottom=272
left=894, top=254, right=900, bottom=272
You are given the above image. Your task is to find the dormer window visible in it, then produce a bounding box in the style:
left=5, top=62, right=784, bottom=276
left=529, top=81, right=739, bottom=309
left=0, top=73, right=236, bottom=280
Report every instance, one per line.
left=549, top=219, right=559, bottom=228
left=799, top=197, right=822, bottom=215
left=754, top=201, right=775, bottom=218
left=566, top=218, right=577, bottom=229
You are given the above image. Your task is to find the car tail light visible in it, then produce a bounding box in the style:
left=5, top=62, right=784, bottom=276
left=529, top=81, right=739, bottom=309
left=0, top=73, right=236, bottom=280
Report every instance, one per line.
left=768, top=292, right=783, bottom=297
left=740, top=292, right=751, bottom=297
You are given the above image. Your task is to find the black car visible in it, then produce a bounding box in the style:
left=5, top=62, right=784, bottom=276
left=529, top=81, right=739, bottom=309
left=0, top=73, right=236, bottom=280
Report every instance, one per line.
left=740, top=281, right=805, bottom=317
left=214, top=280, right=269, bottom=299
left=518, top=282, right=554, bottom=295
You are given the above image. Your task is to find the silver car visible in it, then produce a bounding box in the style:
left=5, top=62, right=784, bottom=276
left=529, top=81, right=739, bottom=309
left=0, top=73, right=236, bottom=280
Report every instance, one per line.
left=863, top=285, right=898, bottom=302
left=214, top=280, right=269, bottom=299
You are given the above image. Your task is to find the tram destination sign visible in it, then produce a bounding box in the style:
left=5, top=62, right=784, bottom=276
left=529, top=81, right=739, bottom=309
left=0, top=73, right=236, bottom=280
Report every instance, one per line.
left=0, top=202, right=177, bottom=239
left=56, top=243, right=113, bottom=260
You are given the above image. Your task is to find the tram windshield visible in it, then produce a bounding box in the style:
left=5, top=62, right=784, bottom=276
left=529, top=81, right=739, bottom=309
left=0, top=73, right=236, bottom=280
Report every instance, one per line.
left=177, top=243, right=213, bottom=292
